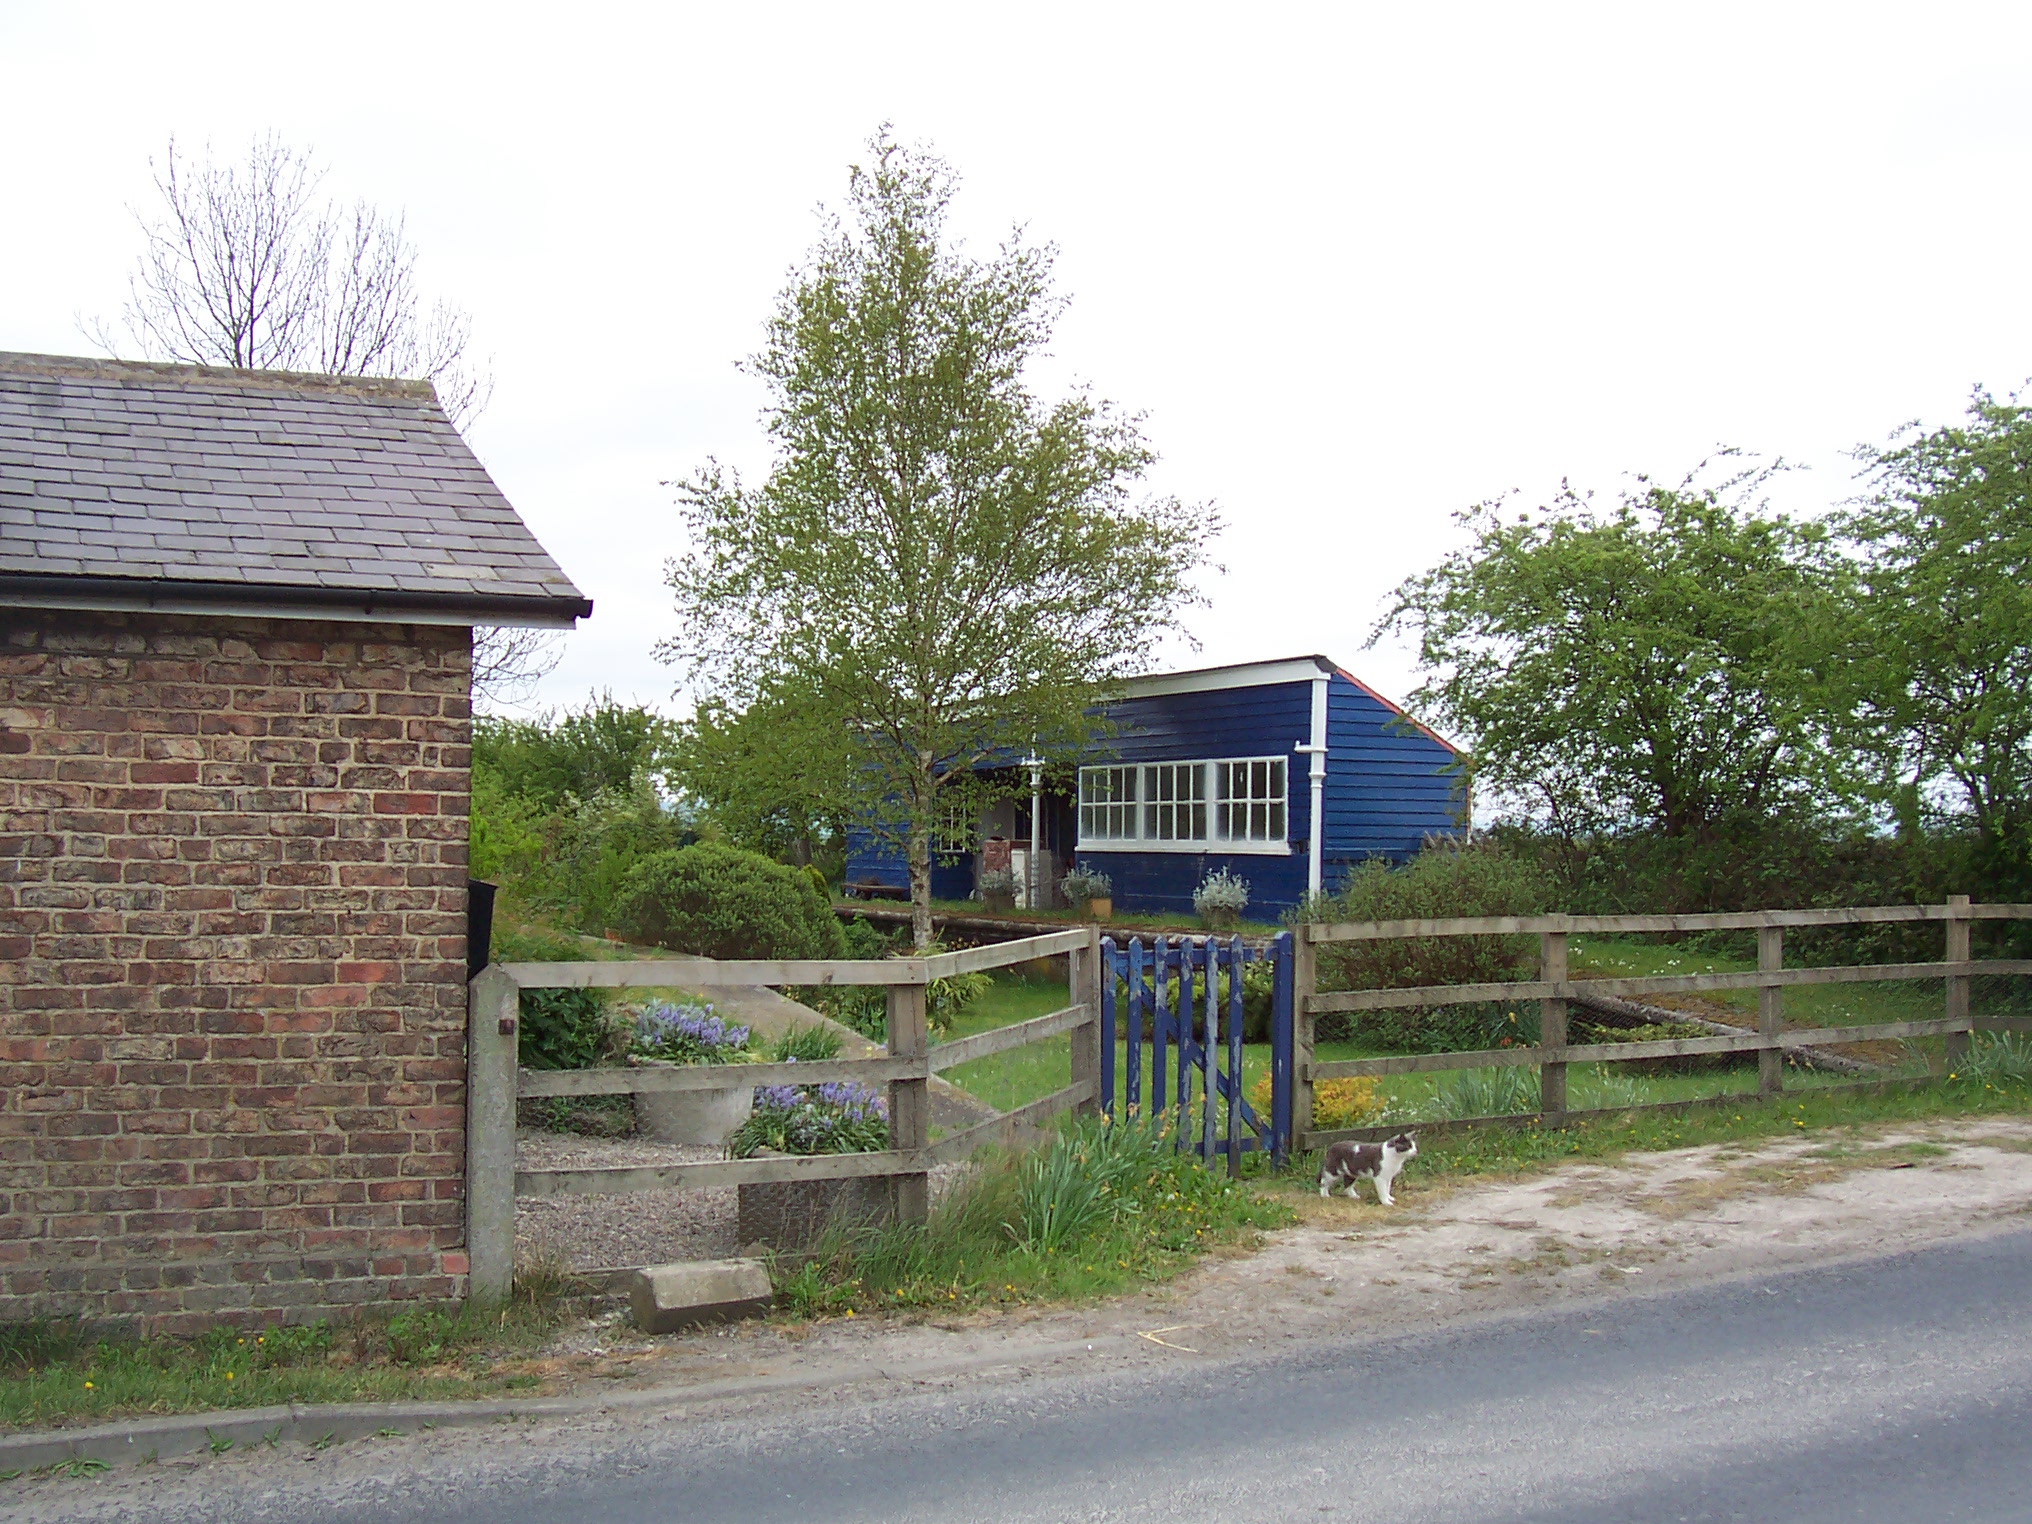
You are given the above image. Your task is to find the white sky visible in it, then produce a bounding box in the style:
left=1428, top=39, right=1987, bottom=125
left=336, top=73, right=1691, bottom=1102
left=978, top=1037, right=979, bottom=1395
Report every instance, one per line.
left=6, top=3, right=2030, bottom=722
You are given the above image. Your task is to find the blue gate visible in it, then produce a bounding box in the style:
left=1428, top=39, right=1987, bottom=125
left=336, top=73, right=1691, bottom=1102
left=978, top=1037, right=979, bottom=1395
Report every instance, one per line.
left=1099, top=932, right=1293, bottom=1171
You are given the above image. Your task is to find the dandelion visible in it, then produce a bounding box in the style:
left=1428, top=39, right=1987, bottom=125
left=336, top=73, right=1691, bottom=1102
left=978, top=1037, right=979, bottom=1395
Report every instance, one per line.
left=225, top=1371, right=234, bottom=1380
left=83, top=1381, right=93, bottom=1389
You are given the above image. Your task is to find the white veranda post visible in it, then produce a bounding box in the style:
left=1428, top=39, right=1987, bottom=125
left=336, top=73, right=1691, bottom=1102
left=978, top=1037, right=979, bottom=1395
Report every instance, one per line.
left=1027, top=757, right=1044, bottom=910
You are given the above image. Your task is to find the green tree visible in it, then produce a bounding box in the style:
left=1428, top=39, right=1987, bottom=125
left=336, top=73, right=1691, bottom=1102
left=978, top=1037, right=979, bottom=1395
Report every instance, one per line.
left=1379, top=467, right=1848, bottom=841
left=1845, top=390, right=2032, bottom=893
left=663, top=684, right=858, bottom=869
left=474, top=695, right=671, bottom=812
left=661, top=131, right=1215, bottom=947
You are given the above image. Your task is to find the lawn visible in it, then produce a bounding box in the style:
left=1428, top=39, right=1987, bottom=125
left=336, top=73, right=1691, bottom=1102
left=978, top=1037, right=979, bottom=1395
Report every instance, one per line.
left=934, top=934, right=2013, bottom=1128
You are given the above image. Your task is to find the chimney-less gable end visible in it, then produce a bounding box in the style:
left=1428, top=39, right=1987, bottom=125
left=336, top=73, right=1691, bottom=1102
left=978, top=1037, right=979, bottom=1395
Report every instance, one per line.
left=0, top=352, right=590, bottom=629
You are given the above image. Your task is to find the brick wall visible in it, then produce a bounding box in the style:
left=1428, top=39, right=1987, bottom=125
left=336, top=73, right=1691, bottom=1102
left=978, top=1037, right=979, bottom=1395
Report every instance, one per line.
left=0, top=611, right=472, bottom=1331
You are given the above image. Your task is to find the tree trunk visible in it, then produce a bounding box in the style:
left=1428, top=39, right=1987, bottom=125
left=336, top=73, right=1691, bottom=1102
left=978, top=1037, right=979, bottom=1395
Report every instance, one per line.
left=907, top=816, right=934, bottom=951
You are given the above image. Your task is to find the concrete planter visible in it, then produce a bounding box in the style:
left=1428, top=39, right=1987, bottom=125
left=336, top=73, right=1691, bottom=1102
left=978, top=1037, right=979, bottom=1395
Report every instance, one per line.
left=633, top=1065, right=754, bottom=1146
left=738, top=1155, right=894, bottom=1254
left=1084, top=895, right=1112, bottom=921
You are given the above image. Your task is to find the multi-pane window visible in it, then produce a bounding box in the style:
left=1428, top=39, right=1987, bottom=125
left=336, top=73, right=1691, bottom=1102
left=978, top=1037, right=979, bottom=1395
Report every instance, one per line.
left=1141, top=763, right=1207, bottom=841
left=1216, top=758, right=1287, bottom=842
left=1077, top=758, right=1288, bottom=848
left=1079, top=766, right=1139, bottom=841
left=933, top=799, right=976, bottom=854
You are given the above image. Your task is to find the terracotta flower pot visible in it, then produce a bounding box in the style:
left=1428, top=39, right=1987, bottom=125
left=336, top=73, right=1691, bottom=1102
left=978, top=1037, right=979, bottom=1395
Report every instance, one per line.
left=1086, top=895, right=1112, bottom=921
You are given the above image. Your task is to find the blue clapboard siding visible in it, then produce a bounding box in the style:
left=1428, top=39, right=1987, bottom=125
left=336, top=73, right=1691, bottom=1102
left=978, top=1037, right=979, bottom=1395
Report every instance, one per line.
left=1317, top=668, right=1463, bottom=894
left=843, top=660, right=1465, bottom=916
left=1069, top=680, right=1312, bottom=917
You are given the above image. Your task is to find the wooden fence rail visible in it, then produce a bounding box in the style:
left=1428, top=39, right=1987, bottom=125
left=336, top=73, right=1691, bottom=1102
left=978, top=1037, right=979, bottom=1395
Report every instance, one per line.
left=466, top=928, right=1103, bottom=1301
left=1295, top=896, right=2032, bottom=1152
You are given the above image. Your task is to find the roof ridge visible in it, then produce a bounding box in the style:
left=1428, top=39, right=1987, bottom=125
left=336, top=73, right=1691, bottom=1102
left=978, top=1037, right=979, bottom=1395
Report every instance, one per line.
left=0, top=350, right=438, bottom=405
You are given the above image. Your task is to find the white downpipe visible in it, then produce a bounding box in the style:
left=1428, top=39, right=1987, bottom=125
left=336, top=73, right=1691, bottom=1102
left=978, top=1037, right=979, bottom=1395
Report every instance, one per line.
left=1301, top=675, right=1329, bottom=901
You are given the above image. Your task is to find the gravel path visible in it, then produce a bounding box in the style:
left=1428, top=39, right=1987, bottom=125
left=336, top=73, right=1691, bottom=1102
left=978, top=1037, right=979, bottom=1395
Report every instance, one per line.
left=514, top=1131, right=738, bottom=1272
left=513, top=1130, right=976, bottom=1274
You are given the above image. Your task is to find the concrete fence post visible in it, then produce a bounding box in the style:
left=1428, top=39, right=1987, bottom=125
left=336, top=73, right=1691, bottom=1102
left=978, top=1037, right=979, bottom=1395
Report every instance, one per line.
left=465, top=965, right=519, bottom=1304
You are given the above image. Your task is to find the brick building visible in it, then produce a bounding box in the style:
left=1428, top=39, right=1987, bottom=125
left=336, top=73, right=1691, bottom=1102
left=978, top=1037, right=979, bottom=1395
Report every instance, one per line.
left=0, top=353, right=589, bottom=1329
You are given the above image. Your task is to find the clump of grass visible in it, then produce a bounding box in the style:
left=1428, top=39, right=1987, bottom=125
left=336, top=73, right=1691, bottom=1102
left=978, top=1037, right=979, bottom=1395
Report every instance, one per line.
left=1431, top=1066, right=1541, bottom=1119
left=771, top=1023, right=844, bottom=1062
left=1955, top=1032, right=2032, bottom=1084
left=0, top=1265, right=578, bottom=1432
left=773, top=1114, right=1291, bottom=1317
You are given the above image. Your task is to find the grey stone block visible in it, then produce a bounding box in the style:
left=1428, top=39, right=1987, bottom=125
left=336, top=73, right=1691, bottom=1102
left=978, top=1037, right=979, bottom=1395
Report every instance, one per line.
left=628, top=1258, right=774, bottom=1334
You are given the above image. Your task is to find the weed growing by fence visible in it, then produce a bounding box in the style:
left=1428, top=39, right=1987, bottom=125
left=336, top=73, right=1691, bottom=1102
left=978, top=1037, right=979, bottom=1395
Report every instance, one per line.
left=1432, top=1065, right=1542, bottom=1119
left=772, top=1023, right=844, bottom=1062
left=773, top=1115, right=1291, bottom=1317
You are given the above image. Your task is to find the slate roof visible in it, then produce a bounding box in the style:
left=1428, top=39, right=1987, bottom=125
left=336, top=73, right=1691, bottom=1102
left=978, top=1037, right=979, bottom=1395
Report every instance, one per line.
left=0, top=352, right=591, bottom=626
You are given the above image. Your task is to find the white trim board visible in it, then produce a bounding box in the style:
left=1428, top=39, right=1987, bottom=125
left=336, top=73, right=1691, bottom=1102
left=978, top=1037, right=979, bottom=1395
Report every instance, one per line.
left=1105, top=655, right=1333, bottom=699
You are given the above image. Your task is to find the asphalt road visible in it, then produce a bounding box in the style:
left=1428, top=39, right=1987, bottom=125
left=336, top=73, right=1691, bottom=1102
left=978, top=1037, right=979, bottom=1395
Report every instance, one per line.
left=63, top=1228, right=2032, bottom=1524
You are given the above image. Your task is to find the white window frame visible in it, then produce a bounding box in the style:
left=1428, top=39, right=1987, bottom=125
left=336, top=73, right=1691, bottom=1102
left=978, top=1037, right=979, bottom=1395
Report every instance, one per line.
left=1078, top=765, right=1140, bottom=843
left=1214, top=756, right=1288, bottom=845
left=1075, top=757, right=1292, bottom=855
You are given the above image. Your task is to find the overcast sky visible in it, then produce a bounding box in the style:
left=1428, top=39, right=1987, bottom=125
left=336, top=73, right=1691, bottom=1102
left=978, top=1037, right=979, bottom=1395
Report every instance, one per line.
left=7, top=3, right=2029, bottom=721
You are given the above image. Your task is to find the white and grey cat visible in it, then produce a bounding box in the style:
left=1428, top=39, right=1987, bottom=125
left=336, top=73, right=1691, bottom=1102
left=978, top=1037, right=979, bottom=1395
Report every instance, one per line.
left=1317, top=1131, right=1417, bottom=1205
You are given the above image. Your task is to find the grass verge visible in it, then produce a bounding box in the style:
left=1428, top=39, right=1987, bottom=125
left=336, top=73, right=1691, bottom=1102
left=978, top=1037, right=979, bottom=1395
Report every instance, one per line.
left=0, top=1267, right=579, bottom=1435
left=774, top=1114, right=1293, bottom=1318
left=1265, top=1068, right=2032, bottom=1200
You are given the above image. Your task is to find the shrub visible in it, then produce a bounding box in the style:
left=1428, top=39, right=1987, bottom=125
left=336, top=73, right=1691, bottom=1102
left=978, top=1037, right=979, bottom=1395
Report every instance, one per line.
left=1061, top=866, right=1112, bottom=902
left=614, top=841, right=847, bottom=960
left=977, top=866, right=1018, bottom=900
left=1248, top=1073, right=1387, bottom=1130
left=490, top=924, right=613, bottom=1071
left=631, top=1001, right=752, bottom=1063
left=1307, top=840, right=1549, bottom=1046
left=1193, top=869, right=1250, bottom=920
left=730, top=1082, right=888, bottom=1156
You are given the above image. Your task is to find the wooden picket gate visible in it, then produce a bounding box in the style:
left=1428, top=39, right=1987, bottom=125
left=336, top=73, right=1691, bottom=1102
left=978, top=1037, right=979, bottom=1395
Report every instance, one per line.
left=1098, top=932, right=1295, bottom=1171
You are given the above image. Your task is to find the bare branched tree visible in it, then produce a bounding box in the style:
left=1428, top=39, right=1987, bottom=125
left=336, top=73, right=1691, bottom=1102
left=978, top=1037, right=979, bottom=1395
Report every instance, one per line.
left=87, top=133, right=492, bottom=427
left=90, top=134, right=565, bottom=704
left=471, top=625, right=565, bottom=710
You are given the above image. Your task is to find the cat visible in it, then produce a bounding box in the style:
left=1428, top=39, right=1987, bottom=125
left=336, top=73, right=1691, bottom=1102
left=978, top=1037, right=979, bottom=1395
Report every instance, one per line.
left=1317, top=1131, right=1417, bottom=1205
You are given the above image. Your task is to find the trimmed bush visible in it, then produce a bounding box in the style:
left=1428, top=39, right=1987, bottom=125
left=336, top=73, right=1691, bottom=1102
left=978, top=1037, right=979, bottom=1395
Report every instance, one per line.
left=1306, top=840, right=1550, bottom=1047
left=490, top=923, right=613, bottom=1071
left=615, top=842, right=847, bottom=961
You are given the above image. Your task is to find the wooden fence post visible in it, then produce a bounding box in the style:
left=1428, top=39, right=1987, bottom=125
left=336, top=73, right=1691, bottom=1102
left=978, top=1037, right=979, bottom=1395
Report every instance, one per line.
left=1539, top=930, right=1568, bottom=1119
left=465, top=965, right=519, bottom=1304
left=1946, top=893, right=1972, bottom=1070
left=1758, top=924, right=1785, bottom=1098
left=887, top=981, right=931, bottom=1226
left=1292, top=926, right=1317, bottom=1154
left=1069, top=928, right=1102, bottom=1119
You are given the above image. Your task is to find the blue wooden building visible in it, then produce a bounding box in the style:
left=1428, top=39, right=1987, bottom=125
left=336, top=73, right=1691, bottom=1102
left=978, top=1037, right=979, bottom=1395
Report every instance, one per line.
left=843, top=655, right=1465, bottom=919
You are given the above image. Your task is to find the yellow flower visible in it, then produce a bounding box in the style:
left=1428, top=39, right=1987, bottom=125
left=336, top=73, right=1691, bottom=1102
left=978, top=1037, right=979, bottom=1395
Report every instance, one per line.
left=225, top=1371, right=235, bottom=1380
left=83, top=1381, right=93, bottom=1390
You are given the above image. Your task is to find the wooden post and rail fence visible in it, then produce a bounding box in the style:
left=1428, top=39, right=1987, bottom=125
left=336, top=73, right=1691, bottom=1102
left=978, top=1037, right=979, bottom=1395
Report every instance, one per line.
left=465, top=899, right=2032, bottom=1300
left=465, top=927, right=1104, bottom=1302
left=1292, top=896, right=2032, bottom=1152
